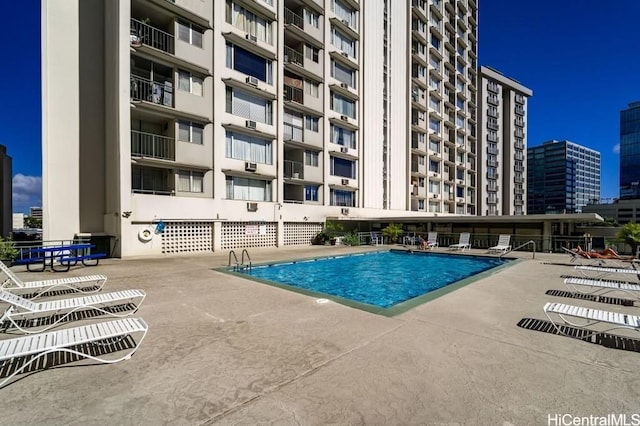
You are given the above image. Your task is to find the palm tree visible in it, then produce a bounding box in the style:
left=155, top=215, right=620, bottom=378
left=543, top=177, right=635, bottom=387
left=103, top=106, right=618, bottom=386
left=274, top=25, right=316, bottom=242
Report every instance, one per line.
left=616, top=223, right=640, bottom=256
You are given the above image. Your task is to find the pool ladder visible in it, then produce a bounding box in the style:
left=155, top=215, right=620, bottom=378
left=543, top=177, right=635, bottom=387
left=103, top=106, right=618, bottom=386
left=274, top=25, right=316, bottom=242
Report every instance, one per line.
left=229, top=249, right=252, bottom=272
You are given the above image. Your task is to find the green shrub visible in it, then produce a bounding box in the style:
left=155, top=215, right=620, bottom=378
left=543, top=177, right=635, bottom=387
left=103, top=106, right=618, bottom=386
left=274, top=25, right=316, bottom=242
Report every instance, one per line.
left=342, top=231, right=361, bottom=246
left=0, top=237, right=18, bottom=261
left=616, top=223, right=640, bottom=255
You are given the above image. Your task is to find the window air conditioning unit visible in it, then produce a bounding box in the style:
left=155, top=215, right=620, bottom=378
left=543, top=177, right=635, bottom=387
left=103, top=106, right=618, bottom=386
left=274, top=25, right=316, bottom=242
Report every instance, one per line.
left=341, top=179, right=350, bottom=185
left=340, top=83, right=348, bottom=89
left=246, top=76, right=259, bottom=86
left=340, top=115, right=349, bottom=121
left=342, top=19, right=349, bottom=25
left=341, top=208, right=350, bottom=215
left=246, top=34, right=257, bottom=43
left=246, top=120, right=257, bottom=129
left=433, top=194, right=438, bottom=198
left=245, top=162, right=257, bottom=172
left=341, top=51, right=349, bottom=57
left=247, top=202, right=258, bottom=212
left=340, top=147, right=349, bottom=153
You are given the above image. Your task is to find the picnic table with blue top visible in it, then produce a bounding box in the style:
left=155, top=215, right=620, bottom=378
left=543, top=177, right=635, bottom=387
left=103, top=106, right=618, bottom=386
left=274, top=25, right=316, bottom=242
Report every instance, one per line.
left=15, top=243, right=106, bottom=272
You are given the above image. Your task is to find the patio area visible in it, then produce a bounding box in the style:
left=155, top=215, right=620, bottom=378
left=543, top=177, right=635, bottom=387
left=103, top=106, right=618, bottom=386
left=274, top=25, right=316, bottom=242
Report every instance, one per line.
left=2, top=246, right=639, bottom=425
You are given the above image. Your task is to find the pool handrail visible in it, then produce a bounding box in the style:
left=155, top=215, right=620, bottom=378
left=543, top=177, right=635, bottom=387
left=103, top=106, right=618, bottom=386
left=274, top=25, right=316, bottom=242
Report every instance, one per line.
left=506, top=240, right=536, bottom=259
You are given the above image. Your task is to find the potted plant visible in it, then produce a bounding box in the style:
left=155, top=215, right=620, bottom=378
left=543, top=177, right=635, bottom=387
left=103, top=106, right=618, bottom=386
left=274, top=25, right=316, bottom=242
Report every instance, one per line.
left=382, top=223, right=404, bottom=244
left=313, top=222, right=343, bottom=245
left=0, top=237, right=19, bottom=266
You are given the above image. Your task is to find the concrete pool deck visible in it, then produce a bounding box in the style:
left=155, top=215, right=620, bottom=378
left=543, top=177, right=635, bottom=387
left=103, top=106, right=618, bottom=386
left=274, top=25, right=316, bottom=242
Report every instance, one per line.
left=2, top=246, right=639, bottom=425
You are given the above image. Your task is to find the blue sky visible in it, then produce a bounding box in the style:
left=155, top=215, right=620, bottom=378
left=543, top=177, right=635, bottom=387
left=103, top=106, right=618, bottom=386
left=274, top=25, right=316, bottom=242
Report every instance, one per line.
left=2, top=0, right=638, bottom=213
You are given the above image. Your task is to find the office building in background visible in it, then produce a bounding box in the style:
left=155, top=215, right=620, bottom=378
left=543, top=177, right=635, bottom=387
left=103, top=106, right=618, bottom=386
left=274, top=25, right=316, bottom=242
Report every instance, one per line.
left=620, top=101, right=640, bottom=199
left=0, top=144, right=12, bottom=237
left=527, top=140, right=600, bottom=214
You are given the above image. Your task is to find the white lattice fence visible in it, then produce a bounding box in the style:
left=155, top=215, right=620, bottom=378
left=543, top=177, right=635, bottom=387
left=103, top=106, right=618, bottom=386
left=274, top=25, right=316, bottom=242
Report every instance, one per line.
left=161, top=222, right=213, bottom=254
left=221, top=222, right=277, bottom=250
left=283, top=222, right=323, bottom=246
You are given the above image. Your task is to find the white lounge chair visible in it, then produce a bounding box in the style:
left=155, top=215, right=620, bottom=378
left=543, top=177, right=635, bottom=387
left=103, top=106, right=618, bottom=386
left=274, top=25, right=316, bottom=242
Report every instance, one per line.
left=0, top=288, right=146, bottom=334
left=0, top=261, right=107, bottom=298
left=544, top=302, right=640, bottom=339
left=0, top=317, right=148, bottom=389
left=575, top=265, right=640, bottom=281
left=564, top=277, right=640, bottom=302
left=448, top=232, right=471, bottom=251
left=425, top=232, right=438, bottom=249
left=488, top=235, right=511, bottom=254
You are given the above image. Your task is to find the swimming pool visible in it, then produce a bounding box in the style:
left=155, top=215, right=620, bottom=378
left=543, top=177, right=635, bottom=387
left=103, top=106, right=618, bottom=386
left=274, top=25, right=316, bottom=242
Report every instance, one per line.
left=233, top=250, right=512, bottom=314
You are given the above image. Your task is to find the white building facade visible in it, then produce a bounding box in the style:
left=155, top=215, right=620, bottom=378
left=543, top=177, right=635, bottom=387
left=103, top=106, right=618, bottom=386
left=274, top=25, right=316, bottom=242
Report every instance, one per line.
left=42, top=0, right=478, bottom=257
left=478, top=66, right=532, bottom=216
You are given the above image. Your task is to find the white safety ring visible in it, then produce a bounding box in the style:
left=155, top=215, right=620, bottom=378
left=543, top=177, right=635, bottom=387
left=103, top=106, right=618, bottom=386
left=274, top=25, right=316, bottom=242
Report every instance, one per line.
left=138, top=228, right=153, bottom=242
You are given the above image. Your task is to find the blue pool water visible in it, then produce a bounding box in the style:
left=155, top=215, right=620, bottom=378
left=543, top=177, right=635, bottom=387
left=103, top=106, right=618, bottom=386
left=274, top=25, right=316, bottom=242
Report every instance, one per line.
left=237, top=251, right=509, bottom=309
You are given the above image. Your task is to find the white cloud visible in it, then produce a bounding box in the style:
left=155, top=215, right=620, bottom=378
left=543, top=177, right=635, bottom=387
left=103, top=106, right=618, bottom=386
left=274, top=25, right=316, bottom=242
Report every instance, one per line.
left=12, top=174, right=42, bottom=214
left=613, top=144, right=620, bottom=154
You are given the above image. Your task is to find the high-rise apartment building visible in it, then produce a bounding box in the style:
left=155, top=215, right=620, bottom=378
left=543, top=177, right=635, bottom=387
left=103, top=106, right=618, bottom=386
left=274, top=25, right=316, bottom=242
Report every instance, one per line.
left=42, top=0, right=478, bottom=257
left=0, top=144, right=12, bottom=238
left=409, top=0, right=478, bottom=214
left=527, top=140, right=601, bottom=214
left=478, top=66, right=532, bottom=216
left=620, top=101, right=640, bottom=199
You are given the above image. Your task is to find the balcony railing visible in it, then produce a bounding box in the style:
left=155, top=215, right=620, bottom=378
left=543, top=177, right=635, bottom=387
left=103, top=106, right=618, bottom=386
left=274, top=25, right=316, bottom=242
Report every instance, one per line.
left=130, top=75, right=174, bottom=107
left=130, top=18, right=174, bottom=54
left=284, top=7, right=304, bottom=29
left=283, top=123, right=304, bottom=142
left=284, top=46, right=304, bottom=66
left=131, top=130, right=176, bottom=161
left=284, top=85, right=304, bottom=103
left=284, top=160, right=304, bottom=179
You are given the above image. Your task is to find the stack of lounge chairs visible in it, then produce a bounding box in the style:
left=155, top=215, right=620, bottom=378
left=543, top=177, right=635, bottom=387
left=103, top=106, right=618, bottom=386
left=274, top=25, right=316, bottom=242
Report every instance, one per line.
left=539, top=263, right=640, bottom=343
left=0, top=261, right=148, bottom=388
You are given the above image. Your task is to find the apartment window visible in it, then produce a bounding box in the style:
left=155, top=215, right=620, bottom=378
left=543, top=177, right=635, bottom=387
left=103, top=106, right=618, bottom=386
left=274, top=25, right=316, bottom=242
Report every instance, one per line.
left=225, top=86, right=273, bottom=124
left=305, top=10, right=320, bottom=28
left=429, top=97, right=441, bottom=111
left=177, top=70, right=203, bottom=96
left=225, top=131, right=273, bottom=164
left=331, top=60, right=356, bottom=88
left=418, top=156, right=425, bottom=166
left=331, top=27, right=356, bottom=58
left=331, top=124, right=356, bottom=149
left=131, top=166, right=168, bottom=194
left=429, top=181, right=440, bottom=193
left=177, top=170, right=204, bottom=193
left=330, top=156, right=355, bottom=178
left=305, top=44, right=319, bottom=63
left=178, top=121, right=204, bottom=144
left=330, top=189, right=355, bottom=206
left=226, top=43, right=273, bottom=84
left=456, top=97, right=465, bottom=110
left=177, top=21, right=203, bottom=48
left=225, top=1, right=273, bottom=44
left=429, top=118, right=440, bottom=132
left=305, top=185, right=319, bottom=201
left=332, top=0, right=358, bottom=30
left=225, top=176, right=272, bottom=201
left=430, top=34, right=440, bottom=50
left=304, top=151, right=319, bottom=167
left=456, top=114, right=464, bottom=127
left=418, top=200, right=425, bottom=210
left=429, top=77, right=440, bottom=90
left=304, top=80, right=320, bottom=98
left=305, top=116, right=319, bottom=132
left=331, top=93, right=356, bottom=118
